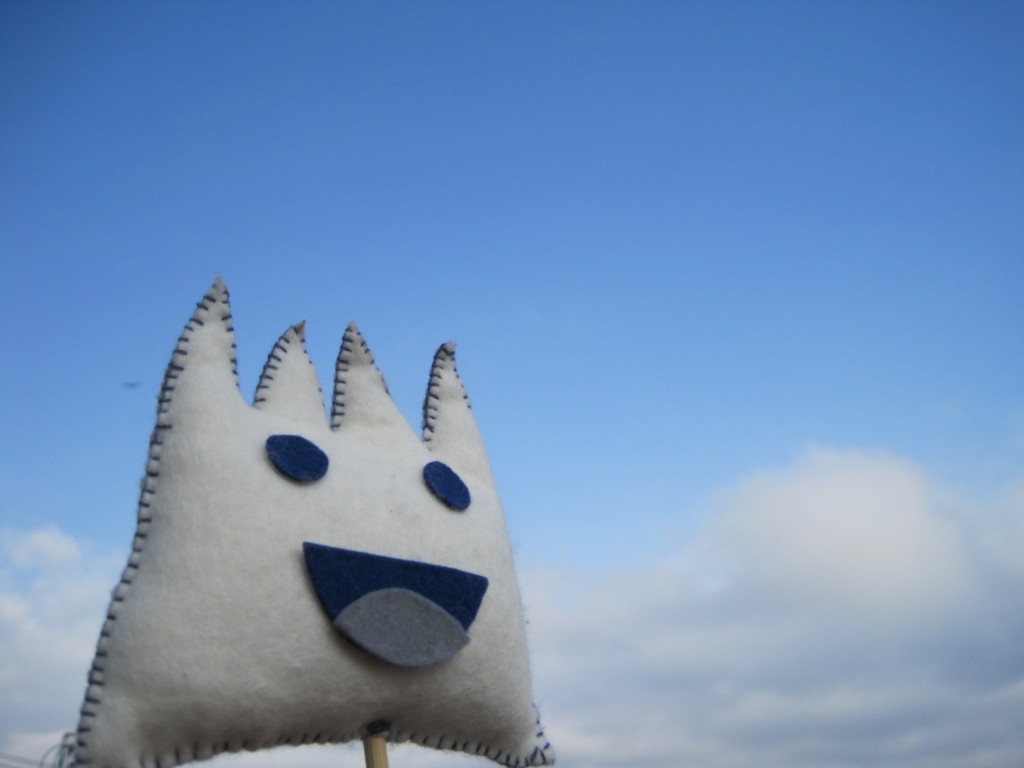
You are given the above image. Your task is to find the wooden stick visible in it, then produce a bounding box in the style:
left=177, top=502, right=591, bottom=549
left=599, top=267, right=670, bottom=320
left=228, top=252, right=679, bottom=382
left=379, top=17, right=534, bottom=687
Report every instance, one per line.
left=362, top=733, right=389, bottom=768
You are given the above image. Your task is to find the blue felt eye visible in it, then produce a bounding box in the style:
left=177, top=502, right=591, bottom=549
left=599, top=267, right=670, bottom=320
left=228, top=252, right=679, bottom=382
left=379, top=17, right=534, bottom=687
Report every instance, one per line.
left=423, top=461, right=470, bottom=511
left=266, top=434, right=329, bottom=483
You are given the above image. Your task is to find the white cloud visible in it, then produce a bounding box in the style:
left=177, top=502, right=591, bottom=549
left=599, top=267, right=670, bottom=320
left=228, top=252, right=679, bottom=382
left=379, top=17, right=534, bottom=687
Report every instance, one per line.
left=524, top=447, right=1024, bottom=767
left=2, top=526, right=81, bottom=570
left=705, top=446, right=977, bottom=624
left=3, top=447, right=1023, bottom=768
left=0, top=527, right=121, bottom=755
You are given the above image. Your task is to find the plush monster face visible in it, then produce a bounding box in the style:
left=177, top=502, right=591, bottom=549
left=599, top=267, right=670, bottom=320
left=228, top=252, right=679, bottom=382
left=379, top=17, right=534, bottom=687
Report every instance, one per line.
left=75, top=280, right=554, bottom=768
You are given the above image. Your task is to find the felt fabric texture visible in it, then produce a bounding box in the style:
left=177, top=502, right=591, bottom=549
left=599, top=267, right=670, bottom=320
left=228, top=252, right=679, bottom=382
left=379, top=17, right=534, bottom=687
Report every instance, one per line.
left=302, top=543, right=489, bottom=631
left=265, top=434, right=330, bottom=483
left=422, top=460, right=472, bottom=510
left=75, top=280, right=554, bottom=768
left=334, top=587, right=471, bottom=667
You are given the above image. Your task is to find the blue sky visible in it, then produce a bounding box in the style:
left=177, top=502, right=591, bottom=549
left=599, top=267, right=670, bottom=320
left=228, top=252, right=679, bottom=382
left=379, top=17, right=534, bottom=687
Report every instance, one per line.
left=1, top=2, right=1022, bottom=767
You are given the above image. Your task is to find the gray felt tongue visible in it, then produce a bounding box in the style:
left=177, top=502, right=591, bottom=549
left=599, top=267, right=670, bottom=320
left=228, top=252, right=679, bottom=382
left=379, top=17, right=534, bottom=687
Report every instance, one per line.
left=333, top=587, right=471, bottom=667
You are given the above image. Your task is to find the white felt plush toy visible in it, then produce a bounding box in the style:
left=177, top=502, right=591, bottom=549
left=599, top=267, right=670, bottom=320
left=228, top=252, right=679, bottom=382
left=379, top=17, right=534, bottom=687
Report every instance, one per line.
left=75, top=279, right=554, bottom=768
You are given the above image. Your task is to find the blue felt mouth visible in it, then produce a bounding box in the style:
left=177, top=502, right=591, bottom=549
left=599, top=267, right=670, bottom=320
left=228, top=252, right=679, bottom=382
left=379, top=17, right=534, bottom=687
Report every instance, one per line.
left=303, top=542, right=488, bottom=668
